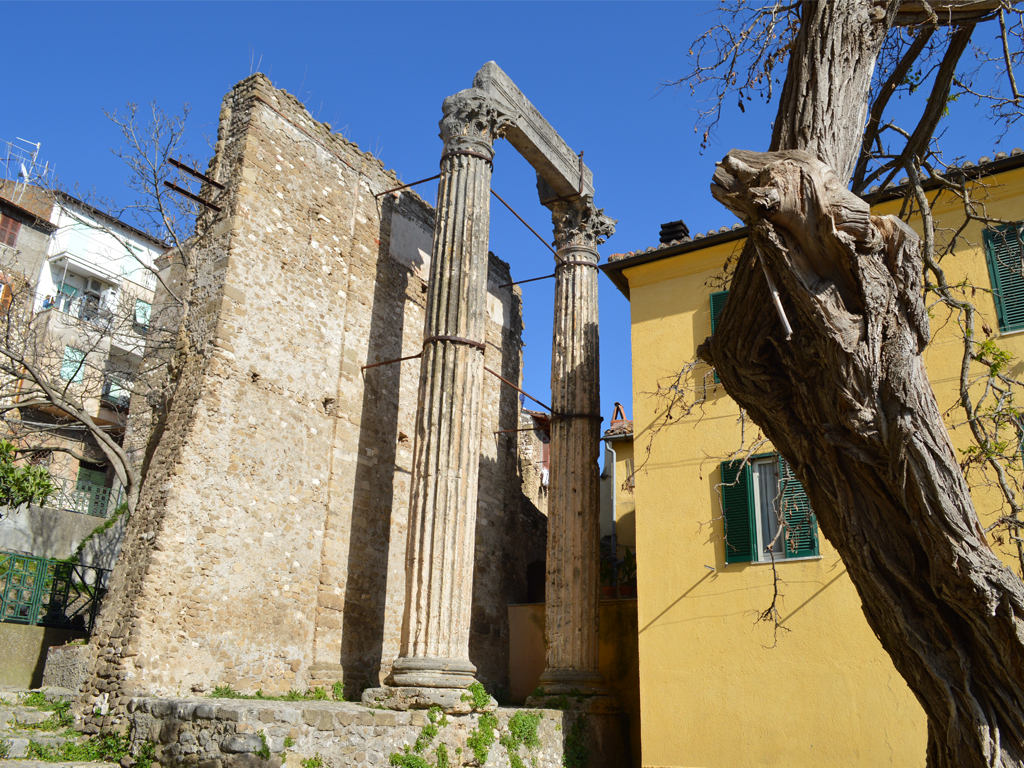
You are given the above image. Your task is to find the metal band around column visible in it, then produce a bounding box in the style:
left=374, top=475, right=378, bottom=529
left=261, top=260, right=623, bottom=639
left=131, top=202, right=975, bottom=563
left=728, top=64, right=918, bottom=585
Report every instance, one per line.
left=422, top=334, right=487, bottom=352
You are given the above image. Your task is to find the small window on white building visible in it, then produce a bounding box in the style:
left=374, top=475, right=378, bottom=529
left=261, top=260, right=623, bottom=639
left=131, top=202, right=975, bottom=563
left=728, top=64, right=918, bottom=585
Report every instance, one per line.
left=134, top=299, right=151, bottom=330
left=60, top=346, right=86, bottom=383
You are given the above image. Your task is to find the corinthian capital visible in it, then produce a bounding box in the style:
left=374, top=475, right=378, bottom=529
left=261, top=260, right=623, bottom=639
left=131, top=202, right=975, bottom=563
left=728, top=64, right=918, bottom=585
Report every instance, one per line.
left=550, top=195, right=617, bottom=251
left=439, top=88, right=516, bottom=156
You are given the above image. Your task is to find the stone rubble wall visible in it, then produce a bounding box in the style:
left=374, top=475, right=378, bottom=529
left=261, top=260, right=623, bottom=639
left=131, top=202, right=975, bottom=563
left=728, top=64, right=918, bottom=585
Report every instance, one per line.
left=125, top=697, right=629, bottom=768
left=81, top=74, right=544, bottom=726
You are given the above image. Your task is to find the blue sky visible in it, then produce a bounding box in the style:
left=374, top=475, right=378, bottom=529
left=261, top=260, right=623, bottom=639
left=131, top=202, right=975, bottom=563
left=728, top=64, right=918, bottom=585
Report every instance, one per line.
left=2, top=1, right=1014, bottom=435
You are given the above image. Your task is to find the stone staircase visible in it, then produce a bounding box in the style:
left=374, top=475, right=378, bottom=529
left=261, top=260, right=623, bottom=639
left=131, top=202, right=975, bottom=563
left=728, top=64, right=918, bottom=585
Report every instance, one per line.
left=0, top=688, right=117, bottom=768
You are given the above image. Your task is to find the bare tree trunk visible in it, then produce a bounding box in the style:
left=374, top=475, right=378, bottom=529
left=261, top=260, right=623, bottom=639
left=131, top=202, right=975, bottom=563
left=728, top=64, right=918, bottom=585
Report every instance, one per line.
left=770, top=1, right=894, bottom=183
left=702, top=148, right=1024, bottom=768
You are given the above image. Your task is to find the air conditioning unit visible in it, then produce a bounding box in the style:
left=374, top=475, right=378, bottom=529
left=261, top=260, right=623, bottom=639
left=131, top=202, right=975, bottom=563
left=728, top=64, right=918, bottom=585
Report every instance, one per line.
left=85, top=278, right=105, bottom=297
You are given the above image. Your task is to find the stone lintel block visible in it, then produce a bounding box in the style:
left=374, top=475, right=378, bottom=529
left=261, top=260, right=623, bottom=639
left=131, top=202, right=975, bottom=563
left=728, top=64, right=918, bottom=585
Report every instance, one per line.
left=471, top=61, right=594, bottom=200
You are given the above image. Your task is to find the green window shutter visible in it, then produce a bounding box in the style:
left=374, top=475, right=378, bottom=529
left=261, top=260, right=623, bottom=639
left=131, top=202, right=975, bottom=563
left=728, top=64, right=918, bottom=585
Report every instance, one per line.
left=984, top=224, right=1024, bottom=332
left=778, top=456, right=818, bottom=558
left=720, top=459, right=755, bottom=564
left=710, top=291, right=729, bottom=383
left=710, top=291, right=729, bottom=333
left=60, top=347, right=85, bottom=383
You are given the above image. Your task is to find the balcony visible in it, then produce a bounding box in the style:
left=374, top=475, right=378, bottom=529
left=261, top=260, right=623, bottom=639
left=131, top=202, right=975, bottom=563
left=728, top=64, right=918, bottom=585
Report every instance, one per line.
left=61, top=294, right=110, bottom=326
left=100, top=377, right=131, bottom=412
left=48, top=477, right=123, bottom=518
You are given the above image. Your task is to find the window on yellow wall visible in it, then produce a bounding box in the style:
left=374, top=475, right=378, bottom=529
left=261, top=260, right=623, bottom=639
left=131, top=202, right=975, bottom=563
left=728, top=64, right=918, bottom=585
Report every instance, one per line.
left=984, top=223, right=1024, bottom=332
left=719, top=454, right=818, bottom=564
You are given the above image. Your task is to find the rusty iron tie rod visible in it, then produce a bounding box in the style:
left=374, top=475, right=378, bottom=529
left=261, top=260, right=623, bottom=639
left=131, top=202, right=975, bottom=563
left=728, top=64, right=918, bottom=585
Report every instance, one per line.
left=374, top=173, right=442, bottom=199
left=361, top=352, right=422, bottom=371
left=361, top=356, right=554, bottom=413
left=362, top=335, right=487, bottom=371
left=498, top=273, right=556, bottom=289
left=498, top=260, right=596, bottom=289
left=490, top=188, right=562, bottom=262
left=483, top=366, right=552, bottom=413
left=169, top=157, right=226, bottom=190
left=493, top=426, right=548, bottom=435
left=163, top=181, right=221, bottom=212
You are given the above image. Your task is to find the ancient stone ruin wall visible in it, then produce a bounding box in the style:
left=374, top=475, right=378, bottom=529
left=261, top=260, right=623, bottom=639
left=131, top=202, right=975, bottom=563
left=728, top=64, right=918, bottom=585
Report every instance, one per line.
left=83, top=74, right=543, bottom=722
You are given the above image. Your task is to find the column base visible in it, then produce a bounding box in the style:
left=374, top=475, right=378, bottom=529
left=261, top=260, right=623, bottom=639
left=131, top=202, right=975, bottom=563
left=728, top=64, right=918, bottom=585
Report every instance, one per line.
left=525, top=669, right=618, bottom=713
left=387, top=655, right=477, bottom=688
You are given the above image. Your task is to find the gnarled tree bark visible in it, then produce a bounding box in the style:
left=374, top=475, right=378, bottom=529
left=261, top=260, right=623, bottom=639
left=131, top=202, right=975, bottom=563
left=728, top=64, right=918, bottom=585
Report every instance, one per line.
left=697, top=1, right=1024, bottom=764
left=701, top=147, right=1024, bottom=768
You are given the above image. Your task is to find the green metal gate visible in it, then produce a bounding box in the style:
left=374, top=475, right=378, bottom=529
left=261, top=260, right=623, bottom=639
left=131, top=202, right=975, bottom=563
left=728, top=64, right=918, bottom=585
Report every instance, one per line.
left=0, top=552, right=108, bottom=633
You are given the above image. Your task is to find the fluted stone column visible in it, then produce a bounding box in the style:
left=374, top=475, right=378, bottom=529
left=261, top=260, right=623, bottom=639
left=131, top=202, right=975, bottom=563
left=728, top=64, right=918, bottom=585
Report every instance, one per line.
left=538, top=194, right=615, bottom=697
left=375, top=89, right=512, bottom=708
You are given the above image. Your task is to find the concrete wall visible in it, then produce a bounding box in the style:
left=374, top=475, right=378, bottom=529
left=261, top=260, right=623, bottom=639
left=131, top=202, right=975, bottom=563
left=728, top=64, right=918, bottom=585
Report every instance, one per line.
left=82, top=74, right=543, bottom=724
left=0, top=504, right=126, bottom=570
left=0, top=623, right=87, bottom=688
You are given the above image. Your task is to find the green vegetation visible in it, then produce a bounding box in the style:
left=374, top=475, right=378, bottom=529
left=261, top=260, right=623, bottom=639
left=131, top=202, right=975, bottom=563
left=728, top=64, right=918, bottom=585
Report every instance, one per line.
left=0, top=740, right=10, bottom=759
left=284, top=736, right=295, bottom=749
left=388, top=753, right=430, bottom=768
left=136, top=740, right=156, bottom=768
left=0, top=439, right=56, bottom=510
left=413, top=707, right=447, bottom=753
left=256, top=729, right=271, bottom=759
left=389, top=706, right=449, bottom=767
left=208, top=684, right=345, bottom=702
left=301, top=754, right=325, bottom=768
left=460, top=682, right=491, bottom=710
left=466, top=712, right=498, bottom=764
left=500, top=711, right=542, bottom=768
left=332, top=681, right=345, bottom=701
left=507, top=710, right=542, bottom=750
left=20, top=699, right=73, bottom=732
left=27, top=732, right=131, bottom=763
left=60, top=502, right=130, bottom=565
left=562, top=716, right=589, bottom=768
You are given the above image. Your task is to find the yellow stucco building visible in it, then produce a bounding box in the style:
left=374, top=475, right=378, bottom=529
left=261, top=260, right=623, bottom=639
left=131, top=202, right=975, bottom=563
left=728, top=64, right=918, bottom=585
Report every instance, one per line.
left=601, top=151, right=1024, bottom=768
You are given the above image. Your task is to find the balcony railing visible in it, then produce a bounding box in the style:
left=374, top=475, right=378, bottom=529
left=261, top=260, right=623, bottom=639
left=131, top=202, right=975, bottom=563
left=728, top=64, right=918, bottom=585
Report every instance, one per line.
left=50, top=294, right=113, bottom=328
left=0, top=551, right=108, bottom=633
left=48, top=476, right=123, bottom=518
left=100, top=377, right=131, bottom=411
